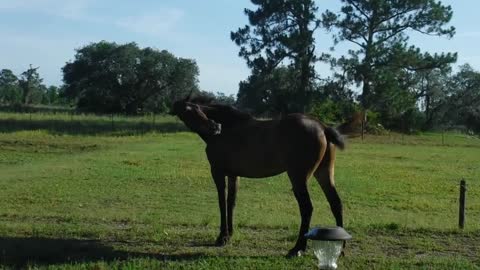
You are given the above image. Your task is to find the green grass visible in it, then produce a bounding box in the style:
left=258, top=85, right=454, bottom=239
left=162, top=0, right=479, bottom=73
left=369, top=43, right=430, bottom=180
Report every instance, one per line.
left=0, top=113, right=479, bottom=269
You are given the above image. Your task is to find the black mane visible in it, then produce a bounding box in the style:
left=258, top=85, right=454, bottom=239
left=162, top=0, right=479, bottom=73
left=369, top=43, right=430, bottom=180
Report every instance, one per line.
left=189, top=95, right=253, bottom=129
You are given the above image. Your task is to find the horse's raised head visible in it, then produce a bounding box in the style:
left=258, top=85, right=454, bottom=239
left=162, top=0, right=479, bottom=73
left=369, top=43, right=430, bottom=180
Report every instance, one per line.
left=170, top=99, right=221, bottom=136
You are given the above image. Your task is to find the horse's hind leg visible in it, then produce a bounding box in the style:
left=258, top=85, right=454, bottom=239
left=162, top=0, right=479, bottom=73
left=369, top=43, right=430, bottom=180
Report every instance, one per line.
left=314, top=145, right=343, bottom=227
left=286, top=170, right=313, bottom=258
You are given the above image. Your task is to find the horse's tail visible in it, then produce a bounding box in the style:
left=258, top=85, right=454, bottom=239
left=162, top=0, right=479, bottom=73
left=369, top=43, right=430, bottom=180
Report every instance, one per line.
left=325, top=127, right=345, bottom=150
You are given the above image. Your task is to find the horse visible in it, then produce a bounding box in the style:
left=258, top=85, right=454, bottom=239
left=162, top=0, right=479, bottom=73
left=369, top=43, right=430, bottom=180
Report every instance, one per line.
left=170, top=95, right=345, bottom=257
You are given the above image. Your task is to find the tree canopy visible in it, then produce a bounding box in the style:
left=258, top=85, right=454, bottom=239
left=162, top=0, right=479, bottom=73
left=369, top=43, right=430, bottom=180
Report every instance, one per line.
left=62, top=41, right=200, bottom=114
left=0, top=67, right=61, bottom=106
left=19, top=65, right=43, bottom=105
left=322, top=0, right=457, bottom=109
left=231, top=0, right=322, bottom=112
left=230, top=0, right=465, bottom=133
left=0, top=69, right=21, bottom=104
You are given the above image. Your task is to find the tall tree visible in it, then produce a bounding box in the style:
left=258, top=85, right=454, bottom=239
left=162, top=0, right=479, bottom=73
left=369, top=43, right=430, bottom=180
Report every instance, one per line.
left=445, top=64, right=480, bottom=132
left=63, top=41, right=199, bottom=114
left=309, top=75, right=358, bottom=124
left=0, top=69, right=18, bottom=86
left=0, top=69, right=21, bottom=104
left=213, top=92, right=236, bottom=106
left=18, top=65, right=43, bottom=104
left=43, top=85, right=60, bottom=105
left=323, top=0, right=457, bottom=110
left=231, top=0, right=322, bottom=112
left=408, top=68, right=451, bottom=129
left=237, top=66, right=298, bottom=115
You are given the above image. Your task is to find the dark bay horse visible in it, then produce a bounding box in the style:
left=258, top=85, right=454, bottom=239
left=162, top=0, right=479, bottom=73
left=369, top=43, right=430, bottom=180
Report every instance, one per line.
left=170, top=96, right=345, bottom=257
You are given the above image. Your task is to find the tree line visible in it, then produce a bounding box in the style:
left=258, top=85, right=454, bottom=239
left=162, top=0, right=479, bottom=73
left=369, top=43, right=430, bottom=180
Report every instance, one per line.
left=233, top=0, right=479, bottom=133
left=0, top=42, right=234, bottom=114
left=0, top=66, right=66, bottom=107
left=1, top=0, right=479, bottom=133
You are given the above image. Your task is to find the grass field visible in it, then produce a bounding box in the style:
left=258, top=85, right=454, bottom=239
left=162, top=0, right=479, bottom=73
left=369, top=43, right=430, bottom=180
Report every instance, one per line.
left=0, top=113, right=479, bottom=269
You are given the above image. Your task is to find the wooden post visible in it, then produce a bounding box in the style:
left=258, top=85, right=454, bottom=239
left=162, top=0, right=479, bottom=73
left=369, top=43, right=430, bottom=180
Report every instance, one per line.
left=361, top=119, right=364, bottom=141
left=442, top=131, right=445, bottom=145
left=361, top=110, right=366, bottom=141
left=459, top=179, right=466, bottom=229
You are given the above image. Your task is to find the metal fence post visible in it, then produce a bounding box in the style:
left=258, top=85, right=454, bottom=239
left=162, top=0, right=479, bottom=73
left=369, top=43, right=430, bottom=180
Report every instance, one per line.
left=459, top=179, right=466, bottom=229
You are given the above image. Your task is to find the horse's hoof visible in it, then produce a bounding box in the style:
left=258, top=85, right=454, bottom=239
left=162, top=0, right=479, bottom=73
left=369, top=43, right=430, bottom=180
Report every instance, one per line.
left=286, top=249, right=303, bottom=258
left=215, top=235, right=229, bottom=246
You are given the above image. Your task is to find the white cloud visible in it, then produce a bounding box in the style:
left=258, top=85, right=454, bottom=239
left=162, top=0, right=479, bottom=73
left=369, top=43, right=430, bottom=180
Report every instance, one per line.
left=115, top=8, right=184, bottom=36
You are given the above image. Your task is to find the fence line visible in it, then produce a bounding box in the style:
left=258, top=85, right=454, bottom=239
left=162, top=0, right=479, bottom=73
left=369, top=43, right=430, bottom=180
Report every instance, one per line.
left=0, top=111, right=186, bottom=135
left=2, top=111, right=480, bottom=145
left=352, top=132, right=480, bottom=148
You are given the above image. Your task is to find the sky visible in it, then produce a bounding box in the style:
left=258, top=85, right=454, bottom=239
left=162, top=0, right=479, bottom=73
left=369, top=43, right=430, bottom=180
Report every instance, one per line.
left=1, top=0, right=480, bottom=96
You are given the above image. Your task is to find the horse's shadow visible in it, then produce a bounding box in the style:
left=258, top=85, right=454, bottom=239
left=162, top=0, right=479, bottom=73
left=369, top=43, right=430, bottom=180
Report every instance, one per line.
left=0, top=236, right=204, bottom=267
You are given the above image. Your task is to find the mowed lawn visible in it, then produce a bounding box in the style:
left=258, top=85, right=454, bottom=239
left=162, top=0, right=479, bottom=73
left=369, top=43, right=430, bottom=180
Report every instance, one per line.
left=0, top=114, right=479, bottom=269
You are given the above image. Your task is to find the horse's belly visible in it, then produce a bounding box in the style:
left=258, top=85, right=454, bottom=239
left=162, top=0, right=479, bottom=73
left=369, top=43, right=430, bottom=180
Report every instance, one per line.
left=236, top=167, right=286, bottom=178
left=216, top=150, right=288, bottom=178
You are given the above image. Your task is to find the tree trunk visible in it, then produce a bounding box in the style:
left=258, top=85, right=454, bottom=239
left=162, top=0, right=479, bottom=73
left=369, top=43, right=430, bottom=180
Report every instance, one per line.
left=296, top=2, right=314, bottom=113
left=425, top=93, right=432, bottom=129
left=298, top=59, right=310, bottom=113
left=22, top=86, right=31, bottom=105
left=361, top=78, right=371, bottom=110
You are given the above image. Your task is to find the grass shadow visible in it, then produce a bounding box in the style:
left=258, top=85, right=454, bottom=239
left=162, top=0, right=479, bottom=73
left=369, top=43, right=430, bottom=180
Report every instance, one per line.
left=0, top=236, right=206, bottom=267
left=0, top=118, right=187, bottom=136
left=187, top=240, right=219, bottom=248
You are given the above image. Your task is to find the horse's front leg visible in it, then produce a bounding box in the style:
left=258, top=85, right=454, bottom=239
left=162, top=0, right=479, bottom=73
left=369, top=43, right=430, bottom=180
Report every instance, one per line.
left=287, top=170, right=313, bottom=258
left=211, top=168, right=229, bottom=246
left=227, top=176, right=238, bottom=237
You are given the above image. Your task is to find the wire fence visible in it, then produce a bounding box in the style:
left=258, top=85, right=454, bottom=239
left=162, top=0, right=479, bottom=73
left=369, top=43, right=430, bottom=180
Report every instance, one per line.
left=349, top=131, right=480, bottom=148
left=2, top=111, right=479, bottom=143
left=0, top=111, right=186, bottom=136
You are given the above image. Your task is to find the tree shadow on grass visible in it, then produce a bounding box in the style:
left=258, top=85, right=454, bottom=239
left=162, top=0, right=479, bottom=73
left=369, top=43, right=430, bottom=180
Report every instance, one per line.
left=0, top=236, right=205, bottom=267
left=0, top=118, right=187, bottom=136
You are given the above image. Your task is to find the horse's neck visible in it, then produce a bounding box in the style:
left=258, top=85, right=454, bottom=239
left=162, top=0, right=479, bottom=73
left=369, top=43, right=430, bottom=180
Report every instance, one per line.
left=204, top=106, right=253, bottom=130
